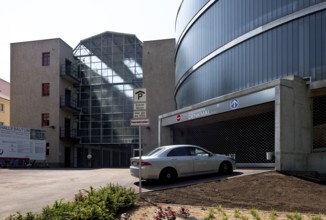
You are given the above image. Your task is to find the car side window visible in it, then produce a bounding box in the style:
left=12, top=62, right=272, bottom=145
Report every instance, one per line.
left=194, top=148, right=209, bottom=157
left=167, top=147, right=189, bottom=157
left=189, top=147, right=196, bottom=156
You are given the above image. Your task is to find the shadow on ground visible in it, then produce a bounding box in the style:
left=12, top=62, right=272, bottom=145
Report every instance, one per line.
left=133, top=171, right=244, bottom=191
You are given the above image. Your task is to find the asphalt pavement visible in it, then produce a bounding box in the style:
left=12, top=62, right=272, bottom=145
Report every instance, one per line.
left=0, top=168, right=271, bottom=219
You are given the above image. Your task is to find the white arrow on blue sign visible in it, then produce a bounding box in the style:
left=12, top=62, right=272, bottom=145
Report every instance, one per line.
left=230, top=99, right=239, bottom=109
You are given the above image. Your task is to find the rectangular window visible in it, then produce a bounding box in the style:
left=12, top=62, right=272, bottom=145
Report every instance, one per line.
left=42, top=52, right=50, bottom=66
left=0, top=103, right=4, bottom=112
left=42, top=113, right=50, bottom=127
left=42, top=83, right=50, bottom=96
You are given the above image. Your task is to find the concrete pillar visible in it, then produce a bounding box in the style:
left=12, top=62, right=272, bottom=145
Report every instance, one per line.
left=275, top=76, right=312, bottom=171
left=142, top=39, right=176, bottom=152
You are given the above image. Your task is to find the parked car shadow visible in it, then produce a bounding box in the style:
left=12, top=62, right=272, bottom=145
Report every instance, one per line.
left=133, top=171, right=244, bottom=191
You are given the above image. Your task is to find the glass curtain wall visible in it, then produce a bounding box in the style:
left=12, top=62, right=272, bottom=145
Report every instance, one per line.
left=73, top=32, right=143, bottom=145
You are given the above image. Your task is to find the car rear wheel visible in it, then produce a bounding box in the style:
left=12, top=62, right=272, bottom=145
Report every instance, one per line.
left=219, top=161, right=232, bottom=175
left=159, top=168, right=177, bottom=183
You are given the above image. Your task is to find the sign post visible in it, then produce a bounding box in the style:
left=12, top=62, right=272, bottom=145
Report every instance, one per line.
left=138, top=125, right=142, bottom=196
left=131, top=88, right=149, bottom=198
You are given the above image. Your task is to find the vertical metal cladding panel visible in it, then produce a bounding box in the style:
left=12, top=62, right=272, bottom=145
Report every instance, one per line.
left=175, top=0, right=326, bottom=109
left=175, top=0, right=209, bottom=40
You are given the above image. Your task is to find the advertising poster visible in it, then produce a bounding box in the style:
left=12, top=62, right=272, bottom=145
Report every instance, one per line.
left=0, top=126, right=46, bottom=160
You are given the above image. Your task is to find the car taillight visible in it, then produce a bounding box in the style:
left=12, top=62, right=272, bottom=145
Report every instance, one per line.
left=131, top=161, right=152, bottom=166
left=140, top=161, right=152, bottom=166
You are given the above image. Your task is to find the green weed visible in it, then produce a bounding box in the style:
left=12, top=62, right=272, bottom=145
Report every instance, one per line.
left=204, top=208, right=216, bottom=220
left=269, top=210, right=278, bottom=220
left=250, top=208, right=261, bottom=220
left=286, top=212, right=303, bottom=220
left=311, top=214, right=323, bottom=220
left=234, top=208, right=241, bottom=218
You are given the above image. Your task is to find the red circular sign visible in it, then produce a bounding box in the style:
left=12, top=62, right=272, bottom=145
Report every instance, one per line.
left=176, top=114, right=181, bottom=122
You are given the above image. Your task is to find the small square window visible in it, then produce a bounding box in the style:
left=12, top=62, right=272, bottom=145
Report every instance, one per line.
left=42, top=113, right=50, bottom=127
left=42, top=52, right=50, bottom=66
left=42, top=83, right=50, bottom=96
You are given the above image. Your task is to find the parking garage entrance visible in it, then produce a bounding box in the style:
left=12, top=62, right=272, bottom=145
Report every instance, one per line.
left=171, top=102, right=275, bottom=167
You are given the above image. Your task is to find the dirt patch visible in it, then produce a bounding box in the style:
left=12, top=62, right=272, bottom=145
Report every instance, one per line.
left=128, top=203, right=325, bottom=220
left=138, top=171, right=326, bottom=215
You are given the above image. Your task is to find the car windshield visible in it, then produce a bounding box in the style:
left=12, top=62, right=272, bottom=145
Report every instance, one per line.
left=144, top=147, right=165, bottom=156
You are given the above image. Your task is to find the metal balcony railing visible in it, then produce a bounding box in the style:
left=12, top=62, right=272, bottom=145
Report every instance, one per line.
left=60, top=64, right=80, bottom=83
left=60, top=95, right=81, bottom=112
left=60, top=127, right=79, bottom=140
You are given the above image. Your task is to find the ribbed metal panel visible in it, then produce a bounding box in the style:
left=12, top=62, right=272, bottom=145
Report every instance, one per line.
left=175, top=0, right=326, bottom=109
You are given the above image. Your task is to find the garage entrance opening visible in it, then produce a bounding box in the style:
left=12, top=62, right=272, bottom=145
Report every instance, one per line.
left=173, top=103, right=275, bottom=167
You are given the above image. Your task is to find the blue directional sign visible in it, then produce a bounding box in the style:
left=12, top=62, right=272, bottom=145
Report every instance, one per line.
left=230, top=99, right=239, bottom=110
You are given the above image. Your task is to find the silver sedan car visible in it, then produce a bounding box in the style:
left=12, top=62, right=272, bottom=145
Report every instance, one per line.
left=130, top=144, right=236, bottom=182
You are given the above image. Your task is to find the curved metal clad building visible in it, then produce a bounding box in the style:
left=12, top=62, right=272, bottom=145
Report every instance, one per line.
left=175, top=0, right=326, bottom=109
left=157, top=0, right=326, bottom=174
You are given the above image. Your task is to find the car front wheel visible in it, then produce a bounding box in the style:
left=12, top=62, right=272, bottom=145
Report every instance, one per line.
left=219, top=161, right=232, bottom=175
left=159, top=168, right=177, bottom=183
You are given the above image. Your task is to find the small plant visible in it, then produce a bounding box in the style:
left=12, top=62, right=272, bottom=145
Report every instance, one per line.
left=250, top=208, right=261, bottom=220
left=165, top=206, right=176, bottom=220
left=234, top=209, right=241, bottom=218
left=240, top=215, right=249, bottom=220
left=286, top=213, right=294, bottom=219
left=269, top=210, right=278, bottom=220
left=5, top=212, right=24, bottom=220
left=286, top=212, right=303, bottom=220
left=177, top=207, right=190, bottom=218
left=153, top=206, right=176, bottom=220
left=204, top=208, right=216, bottom=220
left=293, top=212, right=303, bottom=220
left=233, top=209, right=249, bottom=220
left=216, top=203, right=228, bottom=217
left=154, top=206, right=165, bottom=220
left=217, top=204, right=223, bottom=213
left=311, top=215, right=323, bottom=220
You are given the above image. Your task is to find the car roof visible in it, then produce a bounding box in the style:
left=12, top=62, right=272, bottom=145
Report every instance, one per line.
left=160, top=144, right=198, bottom=149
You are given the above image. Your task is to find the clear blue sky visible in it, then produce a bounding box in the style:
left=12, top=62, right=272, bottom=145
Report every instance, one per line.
left=0, top=0, right=182, bottom=82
